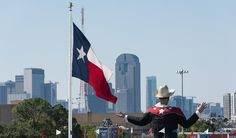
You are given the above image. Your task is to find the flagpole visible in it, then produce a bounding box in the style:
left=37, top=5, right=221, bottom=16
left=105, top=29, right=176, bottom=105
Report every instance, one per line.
left=68, top=2, right=73, bottom=138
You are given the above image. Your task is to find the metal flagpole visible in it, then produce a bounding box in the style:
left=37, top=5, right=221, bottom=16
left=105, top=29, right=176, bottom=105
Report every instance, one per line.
left=68, top=2, right=73, bottom=138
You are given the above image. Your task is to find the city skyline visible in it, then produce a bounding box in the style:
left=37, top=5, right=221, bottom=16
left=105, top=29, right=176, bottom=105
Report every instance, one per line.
left=0, top=68, right=58, bottom=106
left=1, top=1, right=236, bottom=111
left=0, top=67, right=224, bottom=105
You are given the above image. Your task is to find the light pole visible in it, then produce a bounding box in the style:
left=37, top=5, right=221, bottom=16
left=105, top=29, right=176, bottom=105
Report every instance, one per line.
left=177, top=69, right=189, bottom=135
left=176, top=69, right=189, bottom=111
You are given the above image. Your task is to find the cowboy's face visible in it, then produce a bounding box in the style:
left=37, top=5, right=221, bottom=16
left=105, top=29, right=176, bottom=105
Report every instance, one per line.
left=159, top=97, right=169, bottom=105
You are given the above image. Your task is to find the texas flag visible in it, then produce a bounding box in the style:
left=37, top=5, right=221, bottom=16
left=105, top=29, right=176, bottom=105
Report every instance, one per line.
left=72, top=23, right=117, bottom=104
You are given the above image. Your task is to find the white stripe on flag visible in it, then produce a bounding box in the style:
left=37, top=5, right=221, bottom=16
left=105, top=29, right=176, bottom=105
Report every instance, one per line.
left=87, top=47, right=112, bottom=81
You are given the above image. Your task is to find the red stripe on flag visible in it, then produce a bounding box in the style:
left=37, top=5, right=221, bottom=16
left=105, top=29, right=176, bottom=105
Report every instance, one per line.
left=88, top=61, right=117, bottom=104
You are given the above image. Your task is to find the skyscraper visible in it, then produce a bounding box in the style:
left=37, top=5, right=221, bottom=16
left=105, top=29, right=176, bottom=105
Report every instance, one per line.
left=0, top=81, right=15, bottom=104
left=223, top=93, right=231, bottom=119
left=15, top=75, right=24, bottom=93
left=169, top=95, right=182, bottom=109
left=221, top=93, right=236, bottom=120
left=0, top=85, right=7, bottom=104
left=44, top=82, right=57, bottom=106
left=24, top=68, right=44, bottom=98
left=87, top=82, right=115, bottom=113
left=146, top=76, right=157, bottom=110
left=106, top=83, right=115, bottom=113
left=185, top=98, right=193, bottom=118
left=87, top=84, right=106, bottom=113
left=169, top=95, right=193, bottom=117
left=115, top=53, right=141, bottom=113
left=5, top=81, right=15, bottom=94
left=203, top=102, right=223, bottom=117
left=7, top=75, right=30, bottom=104
left=231, top=93, right=236, bottom=116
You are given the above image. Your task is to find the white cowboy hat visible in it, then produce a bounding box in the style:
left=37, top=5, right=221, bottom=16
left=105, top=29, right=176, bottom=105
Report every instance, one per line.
left=155, top=85, right=175, bottom=98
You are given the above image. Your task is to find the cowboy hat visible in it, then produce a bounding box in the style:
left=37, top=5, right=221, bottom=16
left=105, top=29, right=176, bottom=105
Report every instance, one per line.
left=155, top=85, right=175, bottom=98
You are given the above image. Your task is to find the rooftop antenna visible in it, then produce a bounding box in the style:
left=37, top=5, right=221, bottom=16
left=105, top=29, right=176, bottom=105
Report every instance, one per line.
left=81, top=7, right=84, bottom=32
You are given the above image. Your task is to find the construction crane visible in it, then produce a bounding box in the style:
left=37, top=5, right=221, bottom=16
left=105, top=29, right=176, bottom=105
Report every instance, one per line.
left=78, top=7, right=89, bottom=113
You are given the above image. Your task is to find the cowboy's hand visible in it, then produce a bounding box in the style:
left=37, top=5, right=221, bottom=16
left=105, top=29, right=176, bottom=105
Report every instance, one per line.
left=197, top=102, right=207, bottom=113
left=116, top=112, right=125, bottom=118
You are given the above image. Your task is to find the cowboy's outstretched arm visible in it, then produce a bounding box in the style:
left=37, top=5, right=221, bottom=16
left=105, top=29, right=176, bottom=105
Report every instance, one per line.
left=178, top=102, right=207, bottom=128
left=116, top=112, right=152, bottom=126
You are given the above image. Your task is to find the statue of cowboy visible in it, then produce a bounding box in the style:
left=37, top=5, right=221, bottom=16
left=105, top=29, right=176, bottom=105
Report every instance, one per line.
left=116, top=85, right=207, bottom=138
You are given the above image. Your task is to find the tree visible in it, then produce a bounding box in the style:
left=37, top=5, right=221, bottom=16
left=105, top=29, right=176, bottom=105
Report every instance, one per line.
left=0, top=125, right=3, bottom=133
left=0, top=125, right=4, bottom=137
left=0, top=98, right=84, bottom=137
left=51, top=104, right=68, bottom=136
left=12, top=98, right=55, bottom=137
left=0, top=98, right=70, bottom=137
left=185, top=120, right=216, bottom=132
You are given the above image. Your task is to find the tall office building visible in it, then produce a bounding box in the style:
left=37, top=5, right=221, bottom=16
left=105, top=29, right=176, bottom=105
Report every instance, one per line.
left=44, top=82, right=57, bottom=106
left=170, top=95, right=193, bottom=117
left=15, top=75, right=24, bottom=93
left=0, top=85, right=7, bottom=104
left=7, top=75, right=29, bottom=104
left=115, top=53, right=141, bottom=113
left=231, top=93, right=236, bottom=116
left=115, top=88, right=130, bottom=112
left=185, top=98, right=193, bottom=118
left=169, top=95, right=182, bottom=109
left=5, top=81, right=15, bottom=93
left=146, top=76, right=157, bottom=110
left=169, top=95, right=187, bottom=115
left=193, top=103, right=199, bottom=113
left=87, top=83, right=115, bottom=113
left=87, top=84, right=106, bottom=113
left=0, top=81, right=16, bottom=104
left=24, top=68, right=44, bottom=98
left=106, top=83, right=115, bottom=113
left=203, top=103, right=222, bottom=117
left=223, top=93, right=231, bottom=119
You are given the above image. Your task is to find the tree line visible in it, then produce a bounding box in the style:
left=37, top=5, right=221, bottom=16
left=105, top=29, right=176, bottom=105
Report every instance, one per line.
left=0, top=98, right=82, bottom=138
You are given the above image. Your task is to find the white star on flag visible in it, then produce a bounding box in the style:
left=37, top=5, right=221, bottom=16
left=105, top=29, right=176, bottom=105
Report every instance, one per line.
left=76, top=46, right=86, bottom=62
left=159, top=109, right=164, bottom=114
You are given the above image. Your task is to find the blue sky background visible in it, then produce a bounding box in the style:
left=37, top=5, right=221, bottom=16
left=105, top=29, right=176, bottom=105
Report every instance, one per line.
left=1, top=0, right=236, bottom=111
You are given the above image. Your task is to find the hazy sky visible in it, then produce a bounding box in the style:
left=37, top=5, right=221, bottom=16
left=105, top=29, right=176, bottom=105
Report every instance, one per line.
left=1, top=0, right=236, bottom=111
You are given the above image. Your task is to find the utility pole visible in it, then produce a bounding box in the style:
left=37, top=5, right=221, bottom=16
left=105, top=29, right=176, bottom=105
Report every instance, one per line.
left=177, top=69, right=189, bottom=135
